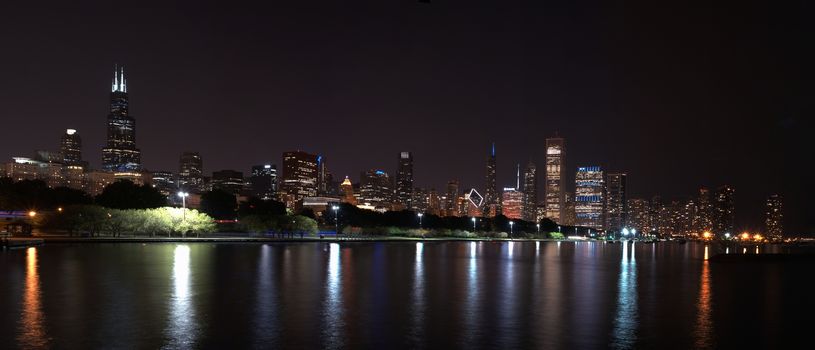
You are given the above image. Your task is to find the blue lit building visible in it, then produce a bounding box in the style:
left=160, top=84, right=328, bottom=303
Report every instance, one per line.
left=575, top=166, right=605, bottom=231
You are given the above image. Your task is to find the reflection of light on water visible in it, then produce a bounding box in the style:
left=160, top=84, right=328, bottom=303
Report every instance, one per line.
left=726, top=247, right=729, bottom=254
left=612, top=241, right=638, bottom=349
left=743, top=247, right=747, bottom=254
left=704, top=245, right=709, bottom=261
left=253, top=245, right=278, bottom=346
left=755, top=246, right=759, bottom=254
left=470, top=241, right=477, bottom=257
left=166, top=245, right=196, bottom=348
left=535, top=241, right=540, bottom=255
left=323, top=243, right=344, bottom=347
left=410, top=242, right=425, bottom=343
left=19, top=247, right=48, bottom=348
left=694, top=259, right=714, bottom=348
left=508, top=241, right=514, bottom=258
left=463, top=241, right=479, bottom=346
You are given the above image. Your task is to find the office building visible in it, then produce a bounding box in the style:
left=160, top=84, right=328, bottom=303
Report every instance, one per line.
left=60, top=129, right=84, bottom=167
left=102, top=65, right=141, bottom=172
left=501, top=187, right=523, bottom=220
left=280, top=151, right=319, bottom=208
left=250, top=164, right=277, bottom=200
left=713, top=185, right=735, bottom=236
left=545, top=137, right=566, bottom=223
left=178, top=152, right=204, bottom=192
left=627, top=198, right=651, bottom=235
left=604, top=173, right=627, bottom=234
left=575, top=166, right=605, bottom=230
left=359, top=169, right=393, bottom=209
left=340, top=176, right=357, bottom=205
left=483, top=142, right=499, bottom=217
left=445, top=180, right=460, bottom=216
left=695, top=187, right=714, bottom=234
left=212, top=170, right=244, bottom=195
left=150, top=171, right=176, bottom=197
left=395, top=152, right=414, bottom=209
left=522, top=160, right=537, bottom=222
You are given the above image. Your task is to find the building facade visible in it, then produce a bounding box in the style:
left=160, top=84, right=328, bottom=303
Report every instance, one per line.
left=250, top=164, right=277, bottom=200
left=178, top=152, right=204, bottom=192
left=212, top=170, right=245, bottom=195
left=604, top=173, right=627, bottom=235
left=575, top=166, right=605, bottom=230
left=765, top=194, right=783, bottom=239
left=627, top=198, right=651, bottom=234
left=522, top=160, right=538, bottom=222
left=280, top=151, right=318, bottom=208
left=545, top=137, right=566, bottom=223
left=501, top=187, right=523, bottom=220
left=60, top=129, right=84, bottom=167
left=483, top=143, right=499, bottom=217
left=713, top=185, right=735, bottom=236
left=102, top=66, right=141, bottom=172
left=395, top=152, right=413, bottom=210
left=359, top=169, right=393, bottom=209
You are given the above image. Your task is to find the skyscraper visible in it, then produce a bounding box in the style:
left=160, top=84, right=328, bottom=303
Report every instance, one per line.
left=60, top=129, right=83, bottom=167
left=280, top=151, right=318, bottom=208
left=359, top=169, right=393, bottom=209
left=178, top=152, right=204, bottom=192
left=501, top=187, right=523, bottom=220
left=340, top=176, right=357, bottom=205
left=102, top=65, right=141, bottom=172
left=212, top=170, right=245, bottom=195
left=395, top=152, right=414, bottom=209
left=522, top=160, right=538, bottom=222
left=445, top=180, right=460, bottom=216
left=250, top=164, right=277, bottom=200
left=150, top=171, right=176, bottom=197
left=695, top=187, right=714, bottom=234
left=317, top=156, right=335, bottom=196
left=605, top=173, right=627, bottom=234
left=575, top=166, right=605, bottom=230
left=765, top=194, right=783, bottom=239
left=545, top=137, right=566, bottom=223
left=713, top=185, right=735, bottom=236
left=484, top=142, right=499, bottom=217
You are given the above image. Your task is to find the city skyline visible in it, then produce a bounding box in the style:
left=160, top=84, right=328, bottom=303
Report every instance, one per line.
left=0, top=1, right=809, bottom=233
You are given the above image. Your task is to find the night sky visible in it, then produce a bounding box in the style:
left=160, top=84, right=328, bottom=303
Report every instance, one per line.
left=1, top=1, right=811, bottom=233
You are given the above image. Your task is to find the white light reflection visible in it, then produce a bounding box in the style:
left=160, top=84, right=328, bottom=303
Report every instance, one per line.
left=166, top=244, right=196, bottom=348
left=535, top=241, right=540, bottom=256
left=508, top=241, right=515, bottom=258
left=410, top=242, right=425, bottom=344
left=611, top=241, right=638, bottom=348
left=323, top=243, right=344, bottom=347
left=253, top=245, right=279, bottom=346
left=463, top=241, right=479, bottom=347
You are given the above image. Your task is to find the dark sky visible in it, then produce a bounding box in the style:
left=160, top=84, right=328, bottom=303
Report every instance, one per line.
left=1, top=0, right=812, bottom=233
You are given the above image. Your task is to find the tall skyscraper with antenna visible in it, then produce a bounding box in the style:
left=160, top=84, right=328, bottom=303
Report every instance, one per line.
left=483, top=142, right=499, bottom=217
left=102, top=65, right=141, bottom=172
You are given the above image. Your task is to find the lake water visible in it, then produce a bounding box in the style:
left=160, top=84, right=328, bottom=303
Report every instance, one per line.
left=1, top=241, right=812, bottom=349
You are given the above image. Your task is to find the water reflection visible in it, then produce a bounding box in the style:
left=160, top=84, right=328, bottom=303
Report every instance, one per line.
left=323, top=243, right=343, bottom=348
left=18, top=247, right=48, bottom=348
left=462, top=242, right=479, bottom=346
left=409, top=242, right=425, bottom=344
left=611, top=241, right=638, bottom=349
left=694, top=254, right=714, bottom=348
left=165, top=244, right=196, bottom=348
left=253, top=245, right=278, bottom=346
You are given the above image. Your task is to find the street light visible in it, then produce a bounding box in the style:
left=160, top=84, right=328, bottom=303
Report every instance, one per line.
left=177, top=192, right=189, bottom=237
left=724, top=232, right=731, bottom=239
left=417, top=212, right=424, bottom=228
left=622, top=227, right=630, bottom=239
left=509, top=221, right=514, bottom=238
left=536, top=223, right=540, bottom=234
left=332, top=205, right=340, bottom=237
left=471, top=217, right=477, bottom=231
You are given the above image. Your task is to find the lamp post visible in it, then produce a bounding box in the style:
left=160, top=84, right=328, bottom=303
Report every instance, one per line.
left=536, top=223, right=540, bottom=234
left=332, top=205, right=340, bottom=237
left=622, top=227, right=630, bottom=241
left=509, top=221, right=514, bottom=238
left=177, top=192, right=189, bottom=238
left=417, top=212, right=424, bottom=229
left=472, top=217, right=477, bottom=231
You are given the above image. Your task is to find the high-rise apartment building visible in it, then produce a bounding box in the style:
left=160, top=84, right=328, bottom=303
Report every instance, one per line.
left=765, top=194, right=783, bottom=239
left=713, top=185, right=735, bottom=236
left=695, top=187, right=714, bottom=233
left=545, top=137, right=566, bottom=223
left=178, top=152, right=204, bottom=192
left=522, top=160, right=538, bottom=222
left=395, top=152, right=414, bottom=209
left=445, top=180, right=460, bottom=216
left=605, top=173, right=627, bottom=234
left=102, top=65, right=141, bottom=172
left=280, top=151, right=318, bottom=208
left=627, top=198, right=651, bottom=234
left=575, top=166, right=605, bottom=230
left=250, top=164, right=277, bottom=200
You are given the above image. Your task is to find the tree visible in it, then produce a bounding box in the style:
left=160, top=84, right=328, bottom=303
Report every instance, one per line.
left=237, top=197, right=286, bottom=217
left=200, top=189, right=237, bottom=220
left=288, top=215, right=318, bottom=236
left=95, top=180, right=167, bottom=209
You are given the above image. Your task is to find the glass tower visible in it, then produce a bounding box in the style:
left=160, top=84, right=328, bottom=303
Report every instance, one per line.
left=102, top=65, right=141, bottom=172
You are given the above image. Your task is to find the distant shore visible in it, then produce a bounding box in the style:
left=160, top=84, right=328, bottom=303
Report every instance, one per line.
left=16, top=233, right=568, bottom=244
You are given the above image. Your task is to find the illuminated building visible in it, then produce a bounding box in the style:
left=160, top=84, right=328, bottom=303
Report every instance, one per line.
left=694, top=187, right=714, bottom=234
left=765, top=194, right=783, bottom=239
left=340, top=176, right=357, bottom=205
left=627, top=198, right=651, bottom=234
left=575, top=166, right=604, bottom=230
left=395, top=152, right=414, bottom=209
left=501, top=187, right=523, bottom=220
left=280, top=151, right=318, bottom=208
left=563, top=192, right=576, bottom=226
left=604, top=173, right=627, bottom=235
left=483, top=142, right=499, bottom=217
left=713, top=185, right=735, bottom=236
left=212, top=170, right=245, bottom=195
left=83, top=170, right=115, bottom=196
left=102, top=65, right=141, bottom=172
left=359, top=169, right=393, bottom=209
left=427, top=188, right=441, bottom=215
left=445, top=180, right=459, bottom=216
left=522, top=160, right=538, bottom=222
left=412, top=187, right=429, bottom=213
left=317, top=156, right=336, bottom=196
left=250, top=164, right=277, bottom=200
left=150, top=171, right=176, bottom=197
left=60, top=129, right=85, bottom=167
left=545, top=137, right=566, bottom=223
left=178, top=152, right=204, bottom=192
